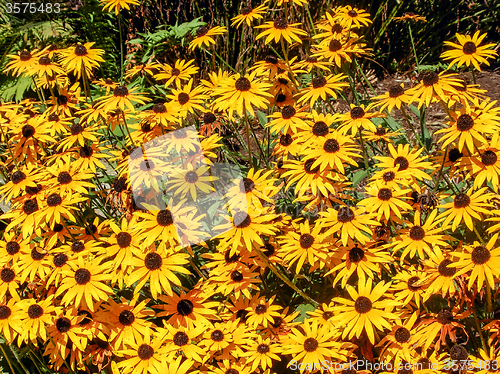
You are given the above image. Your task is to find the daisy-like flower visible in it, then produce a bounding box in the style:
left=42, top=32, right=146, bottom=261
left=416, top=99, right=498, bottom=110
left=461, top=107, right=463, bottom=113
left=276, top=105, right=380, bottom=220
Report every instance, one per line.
left=244, top=335, right=282, bottom=371
left=166, top=79, right=208, bottom=117
left=319, top=205, right=379, bottom=246
left=4, top=49, right=42, bottom=76
left=255, top=17, right=308, bottom=44
left=100, top=0, right=139, bottom=15
left=93, top=77, right=118, bottom=94
left=390, top=266, right=430, bottom=307
left=332, top=279, right=399, bottom=344
left=467, top=133, right=500, bottom=191
left=166, top=163, right=216, bottom=201
left=286, top=318, right=353, bottom=372
left=231, top=3, right=268, bottom=28
left=373, top=143, right=435, bottom=181
left=155, top=59, right=199, bottom=89
left=125, top=249, right=191, bottom=299
left=0, top=297, right=23, bottom=343
left=363, top=125, right=403, bottom=143
left=97, top=85, right=149, bottom=113
left=312, top=38, right=362, bottom=67
left=59, top=42, right=105, bottom=79
left=245, top=294, right=282, bottom=329
left=359, top=182, right=412, bottom=221
left=278, top=219, right=329, bottom=273
left=441, top=31, right=498, bottom=71
left=437, top=186, right=493, bottom=231
left=154, top=289, right=218, bottom=328
left=303, top=131, right=360, bottom=173
left=392, top=209, right=455, bottom=261
left=435, top=106, right=499, bottom=153
left=335, top=5, right=372, bottom=29
left=18, top=295, right=59, bottom=345
left=250, top=55, right=288, bottom=80
left=452, top=234, right=500, bottom=289
left=393, top=12, right=427, bottom=22
left=37, top=191, right=87, bottom=227
left=266, top=105, right=310, bottom=134
left=0, top=164, right=38, bottom=203
left=297, top=74, right=349, bottom=107
left=161, top=323, right=206, bottom=362
left=338, top=104, right=383, bottom=136
left=26, top=54, right=65, bottom=78
left=423, top=247, right=459, bottom=298
left=407, top=71, right=462, bottom=108
left=189, top=25, right=227, bottom=50
left=372, top=83, right=412, bottom=113
left=294, top=55, right=333, bottom=73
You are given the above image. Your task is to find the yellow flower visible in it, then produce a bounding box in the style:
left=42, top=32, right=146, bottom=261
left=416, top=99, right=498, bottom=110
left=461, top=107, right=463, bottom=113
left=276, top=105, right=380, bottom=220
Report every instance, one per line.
left=441, top=31, right=498, bottom=71
left=231, top=3, right=268, bottom=28
left=59, top=42, right=105, bottom=79
left=189, top=26, right=227, bottom=50
left=100, top=0, right=139, bottom=14
left=255, top=17, right=308, bottom=44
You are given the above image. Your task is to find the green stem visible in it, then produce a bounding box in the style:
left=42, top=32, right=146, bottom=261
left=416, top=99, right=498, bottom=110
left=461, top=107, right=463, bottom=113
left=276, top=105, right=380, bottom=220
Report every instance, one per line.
left=207, top=47, right=237, bottom=73
left=358, top=130, right=370, bottom=175
left=408, top=23, right=419, bottom=70
left=0, top=344, right=16, bottom=374
left=471, top=68, right=477, bottom=85
left=118, top=13, right=124, bottom=84
left=487, top=283, right=493, bottom=318
left=120, top=110, right=135, bottom=146
left=432, top=148, right=447, bottom=194
left=243, top=108, right=253, bottom=166
left=0, top=123, right=19, bottom=171
left=280, top=38, right=299, bottom=91
left=472, top=308, right=487, bottom=352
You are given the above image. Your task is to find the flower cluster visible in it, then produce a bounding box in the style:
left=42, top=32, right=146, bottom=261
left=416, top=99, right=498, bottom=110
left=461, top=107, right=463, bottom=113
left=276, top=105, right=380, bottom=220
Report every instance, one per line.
left=1, top=2, right=500, bottom=374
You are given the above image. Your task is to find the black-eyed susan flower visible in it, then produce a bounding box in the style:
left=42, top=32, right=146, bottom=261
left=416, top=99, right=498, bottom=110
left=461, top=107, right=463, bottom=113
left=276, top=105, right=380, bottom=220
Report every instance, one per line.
left=0, top=297, right=23, bottom=343
left=423, top=248, right=459, bottom=298
left=97, top=85, right=149, bottom=113
left=26, top=54, right=65, bottom=78
left=161, top=323, right=206, bottom=362
left=231, top=3, right=268, bottom=28
left=334, top=5, right=372, bottom=29
left=441, top=31, right=498, bottom=71
left=93, top=77, right=118, bottom=94
left=255, top=17, right=308, bottom=44
left=390, top=266, right=430, bottom=307
left=372, top=83, right=412, bottom=113
left=4, top=49, right=43, bottom=76
left=166, top=164, right=216, bottom=200
left=18, top=295, right=58, bottom=344
left=243, top=335, right=282, bottom=371
left=332, top=279, right=399, bottom=344
left=250, top=55, right=288, bottom=80
left=452, top=234, right=500, bottom=289
left=407, top=71, right=461, bottom=108
left=60, top=42, right=105, bottom=79
left=393, top=12, right=427, bottom=22
left=297, top=74, right=349, bottom=107
left=437, top=186, right=493, bottom=231
left=100, top=0, right=139, bottom=14
left=155, top=59, right=199, bottom=89
left=266, top=105, right=310, bottom=134
left=189, top=25, right=227, bottom=50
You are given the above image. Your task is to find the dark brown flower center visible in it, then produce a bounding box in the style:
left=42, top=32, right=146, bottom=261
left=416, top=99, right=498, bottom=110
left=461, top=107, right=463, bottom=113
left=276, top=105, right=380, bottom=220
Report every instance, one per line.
left=241, top=5, right=252, bottom=15
left=255, top=304, right=267, bottom=314
left=354, top=296, right=372, bottom=314
left=329, top=39, right=342, bottom=52
left=389, top=85, right=405, bottom=98
left=48, top=113, right=59, bottom=122
left=271, top=316, right=283, bottom=328
left=57, top=95, right=68, bottom=105
left=263, top=243, right=275, bottom=257
left=265, top=55, right=278, bottom=64
left=20, top=50, right=32, bottom=61
left=0, top=305, right=11, bottom=320
left=394, top=156, right=409, bottom=171
left=178, top=92, right=190, bottom=105
left=448, top=148, right=463, bottom=162
left=57, top=172, right=72, bottom=184
left=152, top=103, right=167, bottom=113
left=407, top=276, right=422, bottom=291
left=56, top=317, right=72, bottom=333
left=71, top=241, right=85, bottom=253
left=453, top=193, right=470, bottom=208
left=177, top=299, right=194, bottom=316
left=331, top=24, right=343, bottom=33
left=471, top=246, right=491, bottom=264
left=22, top=124, right=35, bottom=138
left=394, top=327, right=411, bottom=343
left=279, top=133, right=293, bottom=146
left=462, top=41, right=477, bottom=55
left=299, top=233, right=314, bottom=248
left=281, top=105, right=296, bottom=119
left=239, top=178, right=255, bottom=193
left=70, top=123, right=84, bottom=135
left=39, top=56, right=51, bottom=65
left=183, top=170, right=198, bottom=183
left=11, top=171, right=26, bottom=184
left=31, top=247, right=45, bottom=260
left=77, top=310, right=93, bottom=325
left=113, top=176, right=127, bottom=193
left=257, top=344, right=270, bottom=354
left=417, top=358, right=431, bottom=370
left=75, top=268, right=91, bottom=285
left=322, top=311, right=333, bottom=320
left=116, top=232, right=132, bottom=248
left=347, top=9, right=358, bottom=17
left=53, top=253, right=68, bottom=267
left=233, top=211, right=251, bottom=228
left=231, top=270, right=244, bottom=282
left=28, top=304, right=44, bottom=319
left=450, top=345, right=468, bottom=361
left=304, top=158, right=320, bottom=174
left=226, top=370, right=239, bottom=374
left=350, top=106, right=365, bottom=119
left=119, top=310, right=135, bottom=326
left=23, top=199, right=39, bottom=215
left=375, top=127, right=387, bottom=136
left=456, top=114, right=474, bottom=131
left=304, top=337, right=319, bottom=352
left=349, top=246, right=364, bottom=263
left=6, top=241, right=20, bottom=255
left=438, top=259, right=456, bottom=277
left=113, top=86, right=129, bottom=97
left=377, top=188, right=392, bottom=201
left=137, top=344, right=154, bottom=360
left=312, top=76, right=327, bottom=89
left=47, top=193, right=62, bottom=207
left=74, top=45, right=88, bottom=56
left=211, top=329, right=224, bottom=341
left=437, top=309, right=454, bottom=324
left=312, top=121, right=329, bottom=136
left=273, top=17, right=288, bottom=29
left=337, top=207, right=355, bottom=223
left=144, top=252, right=163, bottom=270
left=409, top=226, right=425, bottom=240
left=174, top=128, right=188, bottom=139
left=171, top=68, right=180, bottom=76
left=196, top=26, right=209, bottom=38
left=381, top=171, right=395, bottom=183
left=235, top=77, right=251, bottom=91
left=481, top=150, right=497, bottom=166
left=324, top=139, right=340, bottom=153
left=173, top=331, right=189, bottom=346
left=276, top=93, right=286, bottom=103
left=203, top=112, right=216, bottom=124
left=156, top=210, right=174, bottom=226
left=225, top=250, right=240, bottom=263
left=0, top=268, right=15, bottom=283
left=422, top=71, right=439, bottom=87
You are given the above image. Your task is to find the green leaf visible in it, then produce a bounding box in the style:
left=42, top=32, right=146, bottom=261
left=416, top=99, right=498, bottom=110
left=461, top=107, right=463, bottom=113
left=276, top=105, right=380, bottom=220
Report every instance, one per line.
left=352, top=169, right=367, bottom=186
left=256, top=110, right=268, bottom=126
left=293, top=304, right=316, bottom=322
